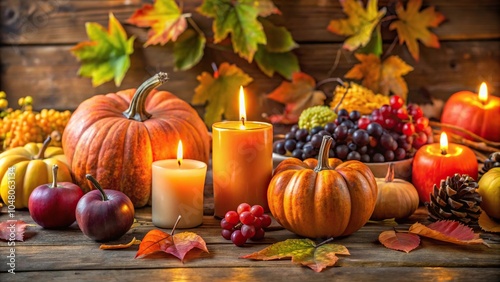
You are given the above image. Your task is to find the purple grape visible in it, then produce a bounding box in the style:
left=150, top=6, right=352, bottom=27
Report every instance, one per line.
left=352, top=129, right=370, bottom=147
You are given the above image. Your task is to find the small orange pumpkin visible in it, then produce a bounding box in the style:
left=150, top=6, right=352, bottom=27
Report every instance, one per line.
left=268, top=135, right=378, bottom=238
left=371, top=163, right=419, bottom=220
left=62, top=73, right=210, bottom=207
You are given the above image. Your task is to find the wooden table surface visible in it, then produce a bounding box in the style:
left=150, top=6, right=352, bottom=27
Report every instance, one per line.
left=1, top=168, right=499, bottom=281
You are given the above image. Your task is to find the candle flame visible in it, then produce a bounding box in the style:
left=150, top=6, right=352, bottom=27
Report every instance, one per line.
left=440, top=132, right=448, bottom=155
left=478, top=82, right=488, bottom=102
left=177, top=140, right=183, bottom=166
left=239, top=86, right=246, bottom=127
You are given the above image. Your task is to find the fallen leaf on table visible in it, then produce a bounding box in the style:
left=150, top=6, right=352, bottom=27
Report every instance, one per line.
left=379, top=230, right=420, bottom=253
left=100, top=237, right=142, bottom=250
left=479, top=212, right=500, bottom=233
left=389, top=0, right=445, bottom=61
left=241, top=238, right=349, bottom=272
left=409, top=221, right=487, bottom=246
left=0, top=220, right=28, bottom=241
left=266, top=72, right=326, bottom=124
left=135, top=229, right=208, bottom=262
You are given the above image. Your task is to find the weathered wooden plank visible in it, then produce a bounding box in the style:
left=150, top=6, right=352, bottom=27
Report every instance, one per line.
left=1, top=239, right=497, bottom=273
left=1, top=40, right=498, bottom=114
left=2, top=267, right=500, bottom=282
left=0, top=267, right=500, bottom=282
left=1, top=0, right=499, bottom=45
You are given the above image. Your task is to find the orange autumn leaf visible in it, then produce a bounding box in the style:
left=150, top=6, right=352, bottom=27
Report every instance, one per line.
left=379, top=230, right=421, bottom=253
left=327, top=0, right=386, bottom=51
left=479, top=212, right=500, bottom=233
left=409, top=221, right=486, bottom=246
left=389, top=0, right=445, bottom=61
left=266, top=72, right=326, bottom=124
left=345, top=53, right=413, bottom=98
left=128, top=0, right=187, bottom=47
left=135, top=229, right=208, bottom=262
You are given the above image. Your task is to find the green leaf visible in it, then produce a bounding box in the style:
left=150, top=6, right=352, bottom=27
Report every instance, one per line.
left=241, top=238, right=350, bottom=272
left=254, top=46, right=299, bottom=79
left=260, top=18, right=298, bottom=53
left=174, top=29, right=206, bottom=71
left=192, top=63, right=253, bottom=127
left=71, top=13, right=135, bottom=87
left=198, top=0, right=266, bottom=62
left=327, top=0, right=386, bottom=52
left=357, top=25, right=382, bottom=56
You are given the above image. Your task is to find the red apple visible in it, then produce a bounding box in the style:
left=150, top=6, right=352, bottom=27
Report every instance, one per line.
left=29, top=165, right=84, bottom=229
left=76, top=174, right=135, bottom=242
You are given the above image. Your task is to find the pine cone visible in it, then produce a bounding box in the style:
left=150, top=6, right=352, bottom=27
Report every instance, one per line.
left=479, top=152, right=500, bottom=180
left=426, top=174, right=482, bottom=225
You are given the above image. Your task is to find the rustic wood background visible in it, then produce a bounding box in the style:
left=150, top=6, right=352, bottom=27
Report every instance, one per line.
left=0, top=0, right=499, bottom=122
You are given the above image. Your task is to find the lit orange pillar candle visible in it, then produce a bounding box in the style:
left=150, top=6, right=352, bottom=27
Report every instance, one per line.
left=441, top=82, right=500, bottom=142
left=152, top=140, right=207, bottom=228
left=212, top=86, right=273, bottom=217
left=412, top=132, right=478, bottom=203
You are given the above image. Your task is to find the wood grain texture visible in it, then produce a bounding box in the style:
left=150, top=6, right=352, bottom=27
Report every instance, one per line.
left=0, top=205, right=498, bottom=280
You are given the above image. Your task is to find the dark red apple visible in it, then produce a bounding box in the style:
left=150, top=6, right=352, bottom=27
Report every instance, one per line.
left=29, top=165, right=84, bottom=229
left=76, top=174, right=135, bottom=242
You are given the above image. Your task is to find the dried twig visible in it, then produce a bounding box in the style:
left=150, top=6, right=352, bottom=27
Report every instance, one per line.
left=430, top=121, right=500, bottom=147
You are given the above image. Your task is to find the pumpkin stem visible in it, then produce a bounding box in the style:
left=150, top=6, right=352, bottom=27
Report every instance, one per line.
left=86, top=174, right=109, bottom=201
left=123, top=72, right=169, bottom=122
left=33, top=136, right=52, bottom=160
left=314, top=135, right=333, bottom=172
left=50, top=165, right=59, bottom=188
left=385, top=163, right=395, bottom=182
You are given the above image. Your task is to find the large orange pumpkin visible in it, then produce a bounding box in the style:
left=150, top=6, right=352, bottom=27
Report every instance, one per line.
left=268, top=136, right=378, bottom=238
left=62, top=73, right=210, bottom=207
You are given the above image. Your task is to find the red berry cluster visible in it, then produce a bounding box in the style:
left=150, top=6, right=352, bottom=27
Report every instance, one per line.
left=220, top=203, right=272, bottom=247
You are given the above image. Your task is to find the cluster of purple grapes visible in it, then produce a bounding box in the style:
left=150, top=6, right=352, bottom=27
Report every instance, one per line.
left=220, top=203, right=272, bottom=247
left=273, top=96, right=433, bottom=163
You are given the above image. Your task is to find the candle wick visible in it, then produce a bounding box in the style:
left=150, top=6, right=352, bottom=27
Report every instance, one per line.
left=441, top=148, right=447, bottom=155
left=177, top=160, right=181, bottom=167
left=241, top=116, right=245, bottom=126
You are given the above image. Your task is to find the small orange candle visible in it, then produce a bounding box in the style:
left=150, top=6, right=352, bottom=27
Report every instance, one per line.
left=441, top=82, right=500, bottom=142
left=152, top=140, right=207, bottom=228
left=412, top=132, right=478, bottom=203
left=212, top=86, right=273, bottom=217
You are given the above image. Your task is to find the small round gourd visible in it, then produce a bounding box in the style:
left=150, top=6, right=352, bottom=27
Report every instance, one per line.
left=478, top=167, right=500, bottom=220
left=371, top=163, right=419, bottom=220
left=268, top=135, right=377, bottom=238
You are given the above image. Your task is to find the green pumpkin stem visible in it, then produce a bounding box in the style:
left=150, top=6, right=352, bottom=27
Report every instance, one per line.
left=86, top=174, right=109, bottom=201
left=385, top=163, right=395, bottom=183
left=51, top=165, right=59, bottom=188
left=34, top=136, right=52, bottom=160
left=123, top=72, right=169, bottom=122
left=314, top=135, right=333, bottom=172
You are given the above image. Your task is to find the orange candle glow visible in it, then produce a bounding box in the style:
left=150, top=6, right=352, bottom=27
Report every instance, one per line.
left=212, top=87, right=273, bottom=217
left=412, top=132, right=478, bottom=203
left=152, top=140, right=207, bottom=228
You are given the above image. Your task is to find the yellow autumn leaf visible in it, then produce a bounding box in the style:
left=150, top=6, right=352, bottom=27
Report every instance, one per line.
left=327, top=0, right=386, bottom=51
left=345, top=54, right=413, bottom=99
left=389, top=0, right=445, bottom=61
